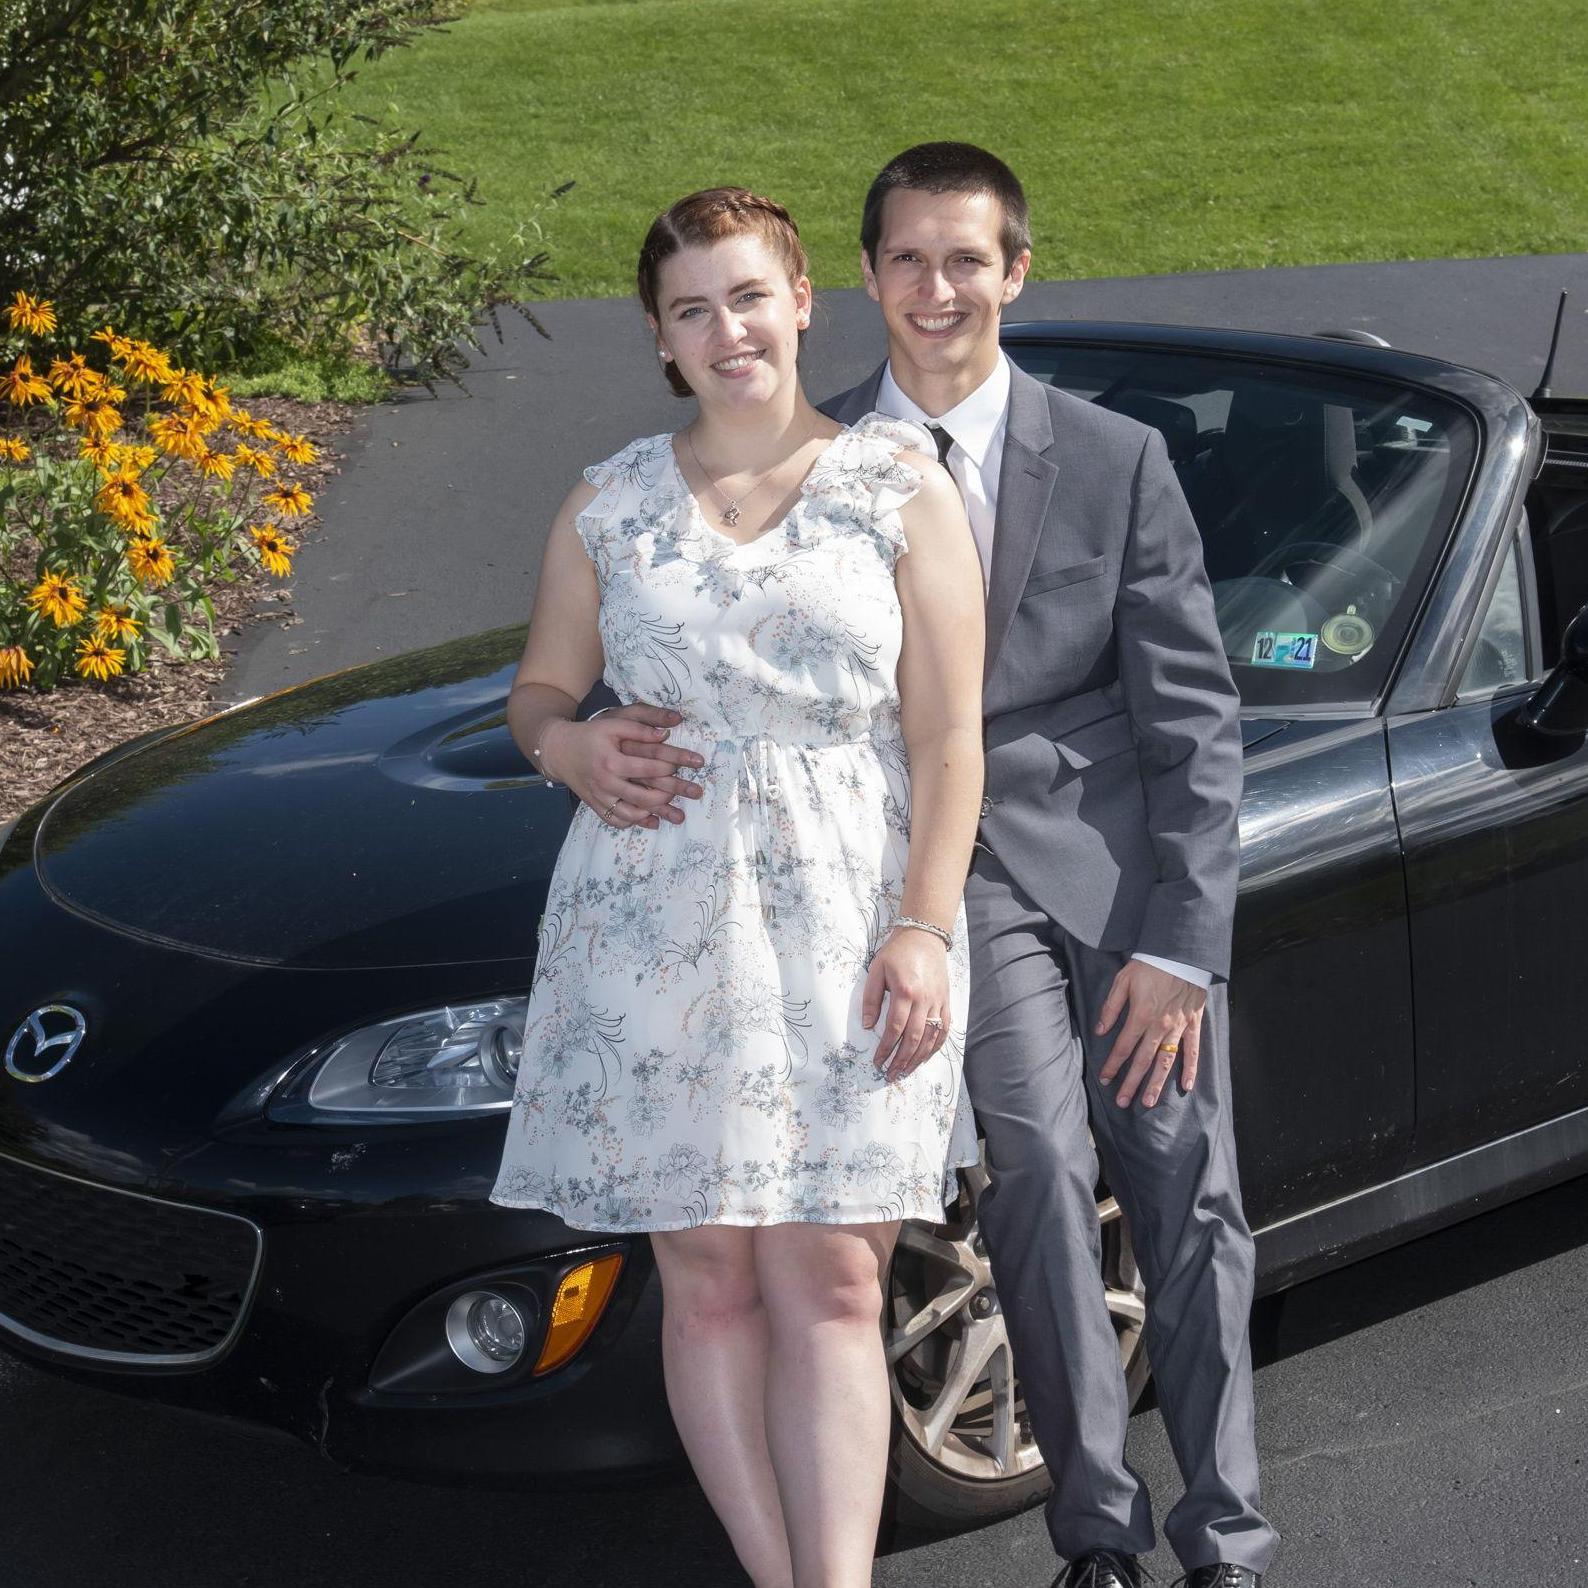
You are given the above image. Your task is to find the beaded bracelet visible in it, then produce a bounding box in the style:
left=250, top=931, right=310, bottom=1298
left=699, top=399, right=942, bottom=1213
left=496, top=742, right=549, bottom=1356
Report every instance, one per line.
left=893, top=915, right=953, bottom=950
left=532, top=706, right=613, bottom=787
left=530, top=720, right=566, bottom=786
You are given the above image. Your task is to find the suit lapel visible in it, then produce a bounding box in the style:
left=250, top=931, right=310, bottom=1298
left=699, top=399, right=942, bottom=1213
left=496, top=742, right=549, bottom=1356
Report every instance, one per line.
left=828, top=364, right=885, bottom=425
left=984, top=365, right=1058, bottom=678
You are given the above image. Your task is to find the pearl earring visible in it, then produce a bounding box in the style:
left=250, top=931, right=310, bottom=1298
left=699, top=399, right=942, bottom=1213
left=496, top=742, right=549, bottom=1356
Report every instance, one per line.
left=658, top=348, right=671, bottom=362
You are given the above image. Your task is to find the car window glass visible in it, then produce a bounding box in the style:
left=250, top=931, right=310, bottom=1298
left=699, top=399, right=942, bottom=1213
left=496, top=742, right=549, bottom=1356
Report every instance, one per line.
left=1006, top=343, right=1479, bottom=710
left=1458, top=538, right=1528, bottom=698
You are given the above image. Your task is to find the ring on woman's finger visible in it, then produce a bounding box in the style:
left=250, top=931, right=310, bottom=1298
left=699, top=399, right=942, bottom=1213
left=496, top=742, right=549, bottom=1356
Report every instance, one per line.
left=924, top=1017, right=943, bottom=1031
left=602, top=799, right=622, bottom=823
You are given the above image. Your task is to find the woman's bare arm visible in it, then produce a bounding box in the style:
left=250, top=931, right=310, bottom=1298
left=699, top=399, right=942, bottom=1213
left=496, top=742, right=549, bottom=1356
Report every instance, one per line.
left=508, top=481, right=703, bottom=829
left=864, top=456, right=985, bottom=1078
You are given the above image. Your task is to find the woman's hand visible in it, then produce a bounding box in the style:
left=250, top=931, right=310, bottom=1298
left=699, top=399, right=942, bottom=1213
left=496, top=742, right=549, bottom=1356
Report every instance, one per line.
left=539, top=708, right=705, bottom=830
left=862, top=926, right=952, bottom=1082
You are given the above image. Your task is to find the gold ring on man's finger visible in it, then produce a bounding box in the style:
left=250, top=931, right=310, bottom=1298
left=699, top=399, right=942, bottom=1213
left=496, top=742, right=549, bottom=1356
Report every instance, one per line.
left=1159, top=1041, right=1180, bottom=1055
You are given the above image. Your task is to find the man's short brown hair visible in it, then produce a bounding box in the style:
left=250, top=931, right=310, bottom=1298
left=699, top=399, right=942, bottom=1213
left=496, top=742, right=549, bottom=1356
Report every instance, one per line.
left=861, top=142, right=1031, bottom=273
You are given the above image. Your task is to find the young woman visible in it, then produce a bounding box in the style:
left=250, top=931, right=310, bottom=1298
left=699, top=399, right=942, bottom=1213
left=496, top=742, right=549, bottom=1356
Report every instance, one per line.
left=490, top=188, right=984, bottom=1588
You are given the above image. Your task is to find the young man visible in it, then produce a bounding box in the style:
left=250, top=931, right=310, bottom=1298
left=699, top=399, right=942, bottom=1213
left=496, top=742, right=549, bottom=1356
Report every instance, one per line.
left=820, top=143, right=1276, bottom=1587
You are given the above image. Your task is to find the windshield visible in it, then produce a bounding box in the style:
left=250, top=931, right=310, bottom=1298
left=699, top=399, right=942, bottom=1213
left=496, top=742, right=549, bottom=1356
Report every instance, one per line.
left=1006, top=342, right=1479, bottom=709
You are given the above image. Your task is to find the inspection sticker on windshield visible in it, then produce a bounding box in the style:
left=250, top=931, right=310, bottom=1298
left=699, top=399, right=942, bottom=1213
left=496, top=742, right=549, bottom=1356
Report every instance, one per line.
left=1251, top=631, right=1318, bottom=669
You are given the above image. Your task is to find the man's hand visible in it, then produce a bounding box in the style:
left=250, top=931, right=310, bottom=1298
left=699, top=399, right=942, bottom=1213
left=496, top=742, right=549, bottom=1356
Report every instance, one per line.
left=1095, top=960, right=1206, bottom=1108
left=602, top=703, right=707, bottom=808
left=542, top=704, right=704, bottom=827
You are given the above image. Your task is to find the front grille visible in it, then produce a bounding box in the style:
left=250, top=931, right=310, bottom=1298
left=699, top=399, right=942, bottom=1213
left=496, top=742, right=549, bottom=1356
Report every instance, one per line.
left=0, top=1151, right=262, bottom=1365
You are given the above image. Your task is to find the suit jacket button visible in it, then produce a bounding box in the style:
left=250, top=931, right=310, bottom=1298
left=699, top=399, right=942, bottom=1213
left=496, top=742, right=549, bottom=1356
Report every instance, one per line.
left=979, top=797, right=993, bottom=818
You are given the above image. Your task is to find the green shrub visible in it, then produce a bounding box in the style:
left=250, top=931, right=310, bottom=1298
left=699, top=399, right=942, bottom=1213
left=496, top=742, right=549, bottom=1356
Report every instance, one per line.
left=0, top=1, right=562, bottom=385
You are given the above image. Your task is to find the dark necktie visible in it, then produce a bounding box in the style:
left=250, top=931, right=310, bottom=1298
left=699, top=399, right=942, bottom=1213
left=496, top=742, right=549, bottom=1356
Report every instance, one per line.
left=926, top=423, right=955, bottom=469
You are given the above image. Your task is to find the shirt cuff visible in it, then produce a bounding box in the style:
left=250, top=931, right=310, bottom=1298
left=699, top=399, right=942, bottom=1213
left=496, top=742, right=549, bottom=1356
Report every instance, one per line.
left=1131, top=952, right=1213, bottom=989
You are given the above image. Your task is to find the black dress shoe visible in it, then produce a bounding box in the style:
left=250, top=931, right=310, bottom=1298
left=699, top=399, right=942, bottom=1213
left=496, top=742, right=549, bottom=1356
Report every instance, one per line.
left=1057, top=1551, right=1144, bottom=1588
left=1175, top=1567, right=1262, bottom=1588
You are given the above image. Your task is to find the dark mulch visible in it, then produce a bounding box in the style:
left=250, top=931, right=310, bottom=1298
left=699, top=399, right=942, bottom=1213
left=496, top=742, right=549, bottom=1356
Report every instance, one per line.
left=0, top=395, right=357, bottom=825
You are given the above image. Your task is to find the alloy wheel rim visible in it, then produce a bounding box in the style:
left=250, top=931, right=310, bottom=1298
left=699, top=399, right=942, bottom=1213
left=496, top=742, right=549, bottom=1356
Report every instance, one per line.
left=887, top=1155, right=1148, bottom=1482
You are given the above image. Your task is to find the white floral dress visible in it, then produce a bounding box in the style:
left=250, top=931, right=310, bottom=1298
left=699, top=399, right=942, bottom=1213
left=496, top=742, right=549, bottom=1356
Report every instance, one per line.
left=490, top=412, right=977, bottom=1231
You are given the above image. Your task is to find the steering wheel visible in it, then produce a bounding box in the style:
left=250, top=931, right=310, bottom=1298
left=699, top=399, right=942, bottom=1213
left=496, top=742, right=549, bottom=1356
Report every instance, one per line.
left=1247, top=539, right=1399, bottom=597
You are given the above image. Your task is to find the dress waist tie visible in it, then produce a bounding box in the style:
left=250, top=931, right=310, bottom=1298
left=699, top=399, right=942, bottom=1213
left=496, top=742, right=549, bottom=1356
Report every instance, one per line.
left=733, top=735, right=781, bottom=922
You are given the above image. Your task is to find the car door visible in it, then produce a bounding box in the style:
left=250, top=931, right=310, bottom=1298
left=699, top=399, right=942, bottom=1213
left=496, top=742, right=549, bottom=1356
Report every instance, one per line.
left=1002, top=335, right=1489, bottom=1224
left=1388, top=516, right=1588, bottom=1161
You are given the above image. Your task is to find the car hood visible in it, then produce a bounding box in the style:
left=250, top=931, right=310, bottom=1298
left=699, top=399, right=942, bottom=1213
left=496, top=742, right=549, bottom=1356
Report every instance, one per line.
left=31, top=627, right=573, bottom=970
left=30, top=626, right=1293, bottom=971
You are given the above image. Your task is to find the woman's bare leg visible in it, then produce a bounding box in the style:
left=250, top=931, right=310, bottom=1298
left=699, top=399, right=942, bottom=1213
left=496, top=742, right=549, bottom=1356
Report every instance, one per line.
left=755, top=1220, right=899, bottom=1588
left=650, top=1225, right=793, bottom=1588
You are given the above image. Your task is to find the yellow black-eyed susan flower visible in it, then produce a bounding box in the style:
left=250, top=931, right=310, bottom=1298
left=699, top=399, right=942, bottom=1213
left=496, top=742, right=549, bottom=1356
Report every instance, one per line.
left=119, top=340, right=175, bottom=386
left=90, top=325, right=129, bottom=356
left=184, top=404, right=225, bottom=437
left=95, top=470, right=156, bottom=533
left=194, top=447, right=237, bottom=481
left=191, top=377, right=232, bottom=422
left=26, top=572, right=88, bottom=627
left=150, top=412, right=208, bottom=460
left=75, top=635, right=126, bottom=682
left=277, top=432, right=319, bottom=465
left=262, top=483, right=313, bottom=518
left=160, top=368, right=206, bottom=409
left=5, top=291, right=56, bottom=336
left=0, top=436, right=30, bottom=463
left=78, top=435, right=122, bottom=470
left=127, top=536, right=176, bottom=586
left=2, top=354, right=53, bottom=407
left=93, top=604, right=141, bottom=644
left=0, top=644, right=35, bottom=689
left=47, top=352, right=100, bottom=401
left=230, top=411, right=275, bottom=442
left=63, top=396, right=123, bottom=440
left=249, top=525, right=295, bottom=578
left=232, top=443, right=276, bottom=478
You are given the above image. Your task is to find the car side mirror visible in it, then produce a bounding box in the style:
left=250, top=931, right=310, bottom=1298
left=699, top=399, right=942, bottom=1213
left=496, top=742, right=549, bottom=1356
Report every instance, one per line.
left=1517, top=603, right=1588, bottom=736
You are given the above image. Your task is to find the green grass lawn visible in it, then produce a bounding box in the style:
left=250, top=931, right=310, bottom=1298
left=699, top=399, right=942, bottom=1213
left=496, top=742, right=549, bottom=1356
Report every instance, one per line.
left=332, top=0, right=1588, bottom=298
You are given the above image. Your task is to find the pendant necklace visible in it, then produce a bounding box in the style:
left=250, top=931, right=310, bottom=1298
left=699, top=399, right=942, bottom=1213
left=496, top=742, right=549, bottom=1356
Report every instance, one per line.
left=684, top=422, right=814, bottom=528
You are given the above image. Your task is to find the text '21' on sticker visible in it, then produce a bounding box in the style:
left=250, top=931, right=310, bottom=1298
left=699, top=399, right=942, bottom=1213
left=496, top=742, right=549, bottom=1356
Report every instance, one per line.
left=1251, top=631, right=1318, bottom=669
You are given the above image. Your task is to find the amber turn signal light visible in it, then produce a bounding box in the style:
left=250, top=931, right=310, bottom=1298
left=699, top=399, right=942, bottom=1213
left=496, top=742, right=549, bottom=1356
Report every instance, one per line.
left=533, top=1252, right=624, bottom=1375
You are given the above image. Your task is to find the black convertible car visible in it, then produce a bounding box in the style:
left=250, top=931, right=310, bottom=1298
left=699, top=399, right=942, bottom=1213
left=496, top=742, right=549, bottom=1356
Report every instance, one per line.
left=4, top=322, right=1588, bottom=1529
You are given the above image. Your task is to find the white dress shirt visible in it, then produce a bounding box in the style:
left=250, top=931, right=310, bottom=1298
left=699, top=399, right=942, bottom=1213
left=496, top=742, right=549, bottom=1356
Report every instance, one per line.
left=874, top=355, right=1213, bottom=992
left=879, top=356, right=1007, bottom=587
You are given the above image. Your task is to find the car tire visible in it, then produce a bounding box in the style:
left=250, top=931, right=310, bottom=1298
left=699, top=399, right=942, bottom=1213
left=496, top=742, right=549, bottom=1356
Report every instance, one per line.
left=884, top=1143, right=1149, bottom=1532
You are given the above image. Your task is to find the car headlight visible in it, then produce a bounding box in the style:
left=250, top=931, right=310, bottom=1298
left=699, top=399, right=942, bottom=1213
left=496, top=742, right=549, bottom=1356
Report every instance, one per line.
left=269, top=998, right=527, bottom=1120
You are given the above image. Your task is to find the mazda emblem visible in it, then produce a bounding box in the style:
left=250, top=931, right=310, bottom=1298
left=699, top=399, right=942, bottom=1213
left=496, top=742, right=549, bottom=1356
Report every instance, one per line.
left=4, top=1005, right=88, bottom=1083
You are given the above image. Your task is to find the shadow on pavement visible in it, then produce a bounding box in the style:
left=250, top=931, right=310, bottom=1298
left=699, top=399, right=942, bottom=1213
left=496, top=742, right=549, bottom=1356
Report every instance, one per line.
left=5, top=1174, right=1584, bottom=1586
left=1249, top=1171, right=1588, bottom=1370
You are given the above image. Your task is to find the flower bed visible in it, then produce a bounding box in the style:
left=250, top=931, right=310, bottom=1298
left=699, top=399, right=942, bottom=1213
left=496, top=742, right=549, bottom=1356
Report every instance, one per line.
left=1, top=293, right=353, bottom=822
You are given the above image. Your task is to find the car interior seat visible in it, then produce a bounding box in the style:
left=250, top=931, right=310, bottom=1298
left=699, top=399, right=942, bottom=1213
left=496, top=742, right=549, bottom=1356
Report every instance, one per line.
left=1200, top=392, right=1373, bottom=583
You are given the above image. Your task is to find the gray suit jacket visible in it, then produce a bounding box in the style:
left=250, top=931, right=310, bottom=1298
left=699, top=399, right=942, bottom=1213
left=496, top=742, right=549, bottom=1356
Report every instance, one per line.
left=823, top=361, right=1244, bottom=981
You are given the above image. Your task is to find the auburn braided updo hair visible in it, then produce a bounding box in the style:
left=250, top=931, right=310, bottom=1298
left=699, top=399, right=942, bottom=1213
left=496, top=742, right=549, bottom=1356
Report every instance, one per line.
left=637, top=188, right=810, bottom=398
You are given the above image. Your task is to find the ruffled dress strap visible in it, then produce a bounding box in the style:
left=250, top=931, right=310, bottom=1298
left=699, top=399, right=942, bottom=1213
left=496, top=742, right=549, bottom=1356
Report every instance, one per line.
left=574, top=433, right=674, bottom=581
left=804, top=411, right=935, bottom=563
